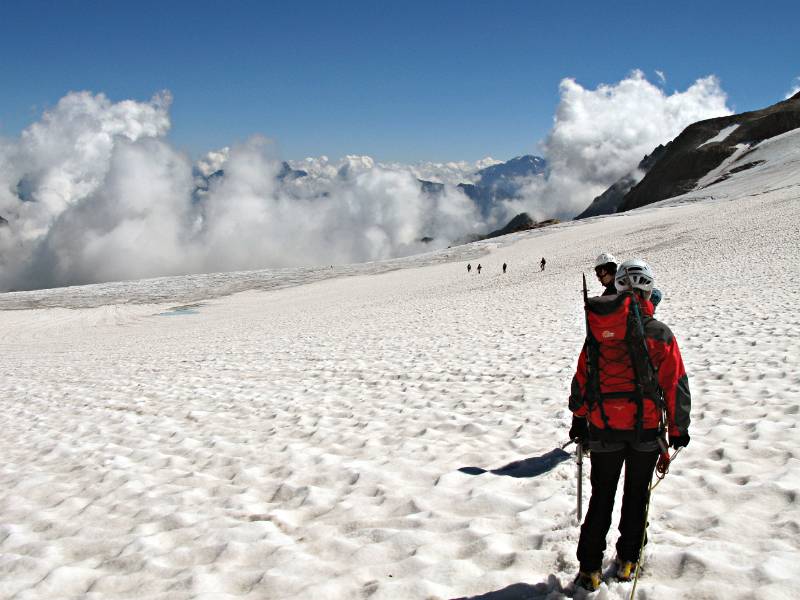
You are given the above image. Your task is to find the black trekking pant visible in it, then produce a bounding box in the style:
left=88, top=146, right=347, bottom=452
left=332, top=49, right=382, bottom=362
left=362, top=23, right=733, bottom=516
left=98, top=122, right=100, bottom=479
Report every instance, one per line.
left=576, top=443, right=659, bottom=571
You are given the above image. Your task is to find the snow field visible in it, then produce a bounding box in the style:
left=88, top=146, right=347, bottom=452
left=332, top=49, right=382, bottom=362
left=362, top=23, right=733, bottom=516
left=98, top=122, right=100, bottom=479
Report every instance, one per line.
left=1, top=150, right=799, bottom=598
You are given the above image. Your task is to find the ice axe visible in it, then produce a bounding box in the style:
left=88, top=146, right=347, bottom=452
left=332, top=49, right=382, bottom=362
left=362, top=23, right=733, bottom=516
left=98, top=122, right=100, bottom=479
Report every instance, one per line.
left=562, top=438, right=584, bottom=521
left=576, top=441, right=584, bottom=521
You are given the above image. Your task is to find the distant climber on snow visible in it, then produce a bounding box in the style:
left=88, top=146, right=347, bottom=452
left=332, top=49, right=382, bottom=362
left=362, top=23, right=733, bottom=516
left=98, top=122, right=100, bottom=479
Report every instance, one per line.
left=540, top=257, right=546, bottom=271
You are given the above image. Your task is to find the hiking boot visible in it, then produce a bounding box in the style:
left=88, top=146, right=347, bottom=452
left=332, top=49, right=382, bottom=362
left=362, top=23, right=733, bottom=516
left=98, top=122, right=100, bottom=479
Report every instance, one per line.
left=613, top=558, right=638, bottom=582
left=574, top=569, right=602, bottom=591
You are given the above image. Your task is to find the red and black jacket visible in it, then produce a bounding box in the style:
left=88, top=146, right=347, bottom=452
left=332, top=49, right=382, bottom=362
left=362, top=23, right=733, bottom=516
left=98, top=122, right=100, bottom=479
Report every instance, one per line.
left=569, top=297, right=691, bottom=440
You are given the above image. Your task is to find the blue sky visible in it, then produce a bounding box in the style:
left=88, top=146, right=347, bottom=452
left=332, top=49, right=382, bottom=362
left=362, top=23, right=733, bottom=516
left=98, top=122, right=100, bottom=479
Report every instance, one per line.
left=1, top=0, right=797, bottom=163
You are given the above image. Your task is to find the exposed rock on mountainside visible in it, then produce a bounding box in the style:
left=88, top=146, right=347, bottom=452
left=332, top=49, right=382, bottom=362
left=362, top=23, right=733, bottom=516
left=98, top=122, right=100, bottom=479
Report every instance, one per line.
left=451, top=212, right=559, bottom=246
left=488, top=212, right=535, bottom=236
left=485, top=212, right=558, bottom=239
left=577, top=92, right=800, bottom=218
left=618, top=91, right=800, bottom=212
left=418, top=180, right=445, bottom=195
left=0, top=215, right=8, bottom=227
left=277, top=162, right=308, bottom=182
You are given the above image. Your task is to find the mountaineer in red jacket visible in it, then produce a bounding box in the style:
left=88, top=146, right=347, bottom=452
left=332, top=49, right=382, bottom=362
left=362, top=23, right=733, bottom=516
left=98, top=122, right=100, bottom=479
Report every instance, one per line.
left=568, top=259, right=691, bottom=591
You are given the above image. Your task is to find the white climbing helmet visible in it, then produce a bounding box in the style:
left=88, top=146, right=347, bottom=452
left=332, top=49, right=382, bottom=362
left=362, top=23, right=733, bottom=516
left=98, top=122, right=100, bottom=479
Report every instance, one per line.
left=594, top=252, right=618, bottom=269
left=615, top=259, right=655, bottom=294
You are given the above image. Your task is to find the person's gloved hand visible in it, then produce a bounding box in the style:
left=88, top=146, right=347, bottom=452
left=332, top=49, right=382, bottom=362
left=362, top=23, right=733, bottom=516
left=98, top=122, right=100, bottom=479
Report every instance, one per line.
left=670, top=433, right=690, bottom=449
left=569, top=416, right=589, bottom=443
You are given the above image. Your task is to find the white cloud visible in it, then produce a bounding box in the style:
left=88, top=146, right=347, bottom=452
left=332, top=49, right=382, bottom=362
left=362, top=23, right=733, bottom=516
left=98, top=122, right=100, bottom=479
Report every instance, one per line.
left=0, top=92, right=175, bottom=289
left=379, top=157, right=502, bottom=185
left=655, top=70, right=666, bottom=85
left=0, top=75, right=734, bottom=291
left=785, top=77, right=800, bottom=99
left=3, top=91, right=170, bottom=233
left=289, top=155, right=500, bottom=185
left=0, top=94, right=483, bottom=291
left=25, top=137, right=198, bottom=289
left=512, top=70, right=732, bottom=220
left=195, top=147, right=229, bottom=176
left=195, top=141, right=481, bottom=272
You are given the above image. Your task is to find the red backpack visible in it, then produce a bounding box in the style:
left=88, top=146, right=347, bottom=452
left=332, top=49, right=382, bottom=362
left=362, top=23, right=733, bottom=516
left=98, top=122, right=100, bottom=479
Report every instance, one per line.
left=582, top=276, right=665, bottom=436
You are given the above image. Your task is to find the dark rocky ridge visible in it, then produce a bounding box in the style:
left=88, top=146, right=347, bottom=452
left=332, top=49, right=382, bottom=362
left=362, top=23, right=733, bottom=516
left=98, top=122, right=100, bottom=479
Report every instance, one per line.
left=488, top=212, right=534, bottom=237
left=451, top=212, right=559, bottom=246
left=618, top=91, right=800, bottom=212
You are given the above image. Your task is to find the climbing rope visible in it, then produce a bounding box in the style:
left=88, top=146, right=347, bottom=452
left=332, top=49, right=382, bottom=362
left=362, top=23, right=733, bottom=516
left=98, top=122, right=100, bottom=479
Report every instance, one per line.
left=629, top=446, right=683, bottom=599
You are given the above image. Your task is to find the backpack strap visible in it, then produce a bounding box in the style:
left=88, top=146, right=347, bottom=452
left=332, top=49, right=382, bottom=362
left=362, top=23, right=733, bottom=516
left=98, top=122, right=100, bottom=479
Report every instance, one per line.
left=626, top=295, right=667, bottom=437
left=585, top=334, right=612, bottom=430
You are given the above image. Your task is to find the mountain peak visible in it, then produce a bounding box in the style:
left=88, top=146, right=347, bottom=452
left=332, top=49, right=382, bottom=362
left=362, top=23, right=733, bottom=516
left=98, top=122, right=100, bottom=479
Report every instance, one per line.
left=476, top=154, right=547, bottom=188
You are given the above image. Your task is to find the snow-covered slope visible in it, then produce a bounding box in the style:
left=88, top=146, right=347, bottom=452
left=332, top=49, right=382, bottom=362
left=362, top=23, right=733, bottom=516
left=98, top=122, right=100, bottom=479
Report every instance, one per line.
left=0, top=132, right=798, bottom=599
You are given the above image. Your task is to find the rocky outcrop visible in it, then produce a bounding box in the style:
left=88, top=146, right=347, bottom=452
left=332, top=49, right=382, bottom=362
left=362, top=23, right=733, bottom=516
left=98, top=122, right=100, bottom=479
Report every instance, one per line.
left=449, top=212, right=559, bottom=247
left=485, top=212, right=558, bottom=239
left=419, top=180, right=444, bottom=195
left=277, top=162, right=308, bottom=181
left=486, top=212, right=535, bottom=237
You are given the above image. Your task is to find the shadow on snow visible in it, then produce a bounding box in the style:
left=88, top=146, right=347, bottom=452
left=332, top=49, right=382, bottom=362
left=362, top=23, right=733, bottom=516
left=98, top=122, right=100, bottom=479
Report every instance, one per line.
left=458, top=448, right=572, bottom=478
left=450, top=574, right=580, bottom=599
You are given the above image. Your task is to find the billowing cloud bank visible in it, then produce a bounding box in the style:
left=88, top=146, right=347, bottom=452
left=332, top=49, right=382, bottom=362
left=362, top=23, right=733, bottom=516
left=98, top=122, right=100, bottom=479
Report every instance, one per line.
left=506, top=70, right=732, bottom=220
left=0, top=72, right=732, bottom=291
left=292, top=155, right=502, bottom=186
left=0, top=95, right=483, bottom=291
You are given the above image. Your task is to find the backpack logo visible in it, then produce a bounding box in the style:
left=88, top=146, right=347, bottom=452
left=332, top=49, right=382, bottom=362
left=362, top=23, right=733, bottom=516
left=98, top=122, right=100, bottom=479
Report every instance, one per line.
left=602, top=330, right=615, bottom=339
